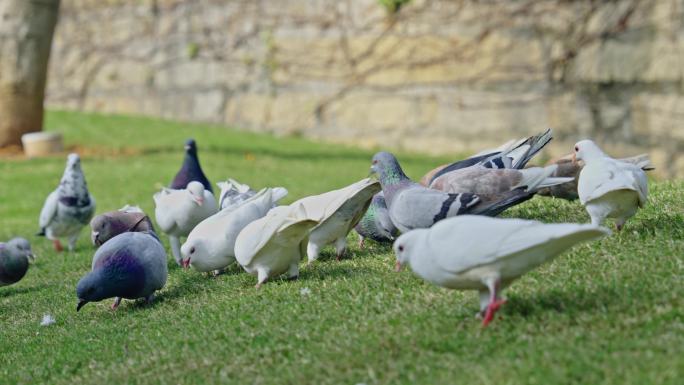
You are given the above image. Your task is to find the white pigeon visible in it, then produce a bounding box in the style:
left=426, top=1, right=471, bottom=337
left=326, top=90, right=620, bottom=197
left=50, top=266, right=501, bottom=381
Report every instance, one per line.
left=574, top=140, right=649, bottom=231
left=234, top=204, right=318, bottom=288
left=153, top=181, right=217, bottom=265
left=180, top=187, right=288, bottom=272
left=290, top=178, right=381, bottom=263
left=393, top=215, right=609, bottom=326
left=37, top=153, right=96, bottom=252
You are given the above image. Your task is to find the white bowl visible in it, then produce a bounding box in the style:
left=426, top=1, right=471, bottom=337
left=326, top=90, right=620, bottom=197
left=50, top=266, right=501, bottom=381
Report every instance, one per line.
left=21, top=131, right=63, bottom=157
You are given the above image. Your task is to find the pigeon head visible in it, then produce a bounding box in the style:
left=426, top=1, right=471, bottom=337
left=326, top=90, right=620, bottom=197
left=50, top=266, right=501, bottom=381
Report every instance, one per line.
left=392, top=230, right=425, bottom=272
left=187, top=181, right=206, bottom=205
left=573, top=140, right=606, bottom=163
left=180, top=238, right=206, bottom=269
left=370, top=152, right=409, bottom=187
left=76, top=272, right=110, bottom=311
left=184, top=139, right=197, bottom=155
left=6, top=237, right=34, bottom=262
left=90, top=212, right=146, bottom=247
left=66, top=153, right=82, bottom=172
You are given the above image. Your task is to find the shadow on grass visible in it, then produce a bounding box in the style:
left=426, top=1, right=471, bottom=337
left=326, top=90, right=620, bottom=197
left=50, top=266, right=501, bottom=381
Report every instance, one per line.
left=504, top=284, right=622, bottom=318
left=0, top=283, right=49, bottom=298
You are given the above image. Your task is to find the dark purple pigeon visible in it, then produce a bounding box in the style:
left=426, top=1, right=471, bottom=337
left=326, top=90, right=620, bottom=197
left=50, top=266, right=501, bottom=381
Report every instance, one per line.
left=170, top=139, right=213, bottom=193
left=76, top=231, right=167, bottom=311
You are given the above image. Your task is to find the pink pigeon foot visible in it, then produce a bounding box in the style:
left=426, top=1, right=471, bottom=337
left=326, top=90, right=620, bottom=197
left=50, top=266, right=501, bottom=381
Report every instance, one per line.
left=482, top=299, right=507, bottom=327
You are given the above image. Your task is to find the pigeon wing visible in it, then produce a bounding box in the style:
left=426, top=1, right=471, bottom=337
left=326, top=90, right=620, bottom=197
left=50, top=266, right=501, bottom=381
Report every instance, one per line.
left=39, top=190, right=59, bottom=229
left=389, top=186, right=479, bottom=231
left=579, top=160, right=648, bottom=205
left=427, top=216, right=607, bottom=274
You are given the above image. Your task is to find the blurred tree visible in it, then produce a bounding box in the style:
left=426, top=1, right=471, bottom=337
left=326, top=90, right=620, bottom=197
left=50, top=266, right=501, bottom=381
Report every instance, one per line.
left=0, top=0, right=60, bottom=147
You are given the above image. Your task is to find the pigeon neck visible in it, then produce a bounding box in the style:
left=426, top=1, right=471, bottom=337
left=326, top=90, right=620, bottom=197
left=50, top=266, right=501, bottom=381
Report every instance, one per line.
left=59, top=167, right=89, bottom=199
left=378, top=165, right=410, bottom=202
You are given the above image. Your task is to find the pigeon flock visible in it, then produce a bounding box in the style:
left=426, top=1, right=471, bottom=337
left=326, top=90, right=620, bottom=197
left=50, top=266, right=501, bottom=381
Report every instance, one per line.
left=1, top=129, right=653, bottom=327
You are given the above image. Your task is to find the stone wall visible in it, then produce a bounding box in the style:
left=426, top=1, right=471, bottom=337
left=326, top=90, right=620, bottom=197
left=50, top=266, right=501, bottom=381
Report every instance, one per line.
left=46, top=0, right=684, bottom=177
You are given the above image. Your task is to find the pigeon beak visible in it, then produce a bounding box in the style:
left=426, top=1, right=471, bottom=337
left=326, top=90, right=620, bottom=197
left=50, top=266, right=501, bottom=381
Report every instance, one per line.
left=184, top=145, right=191, bottom=151
left=92, top=232, right=99, bottom=246
left=193, top=197, right=204, bottom=206
left=76, top=299, right=88, bottom=312
left=571, top=153, right=577, bottom=165
left=27, top=253, right=36, bottom=263
left=394, top=261, right=402, bottom=272
left=182, top=258, right=191, bottom=269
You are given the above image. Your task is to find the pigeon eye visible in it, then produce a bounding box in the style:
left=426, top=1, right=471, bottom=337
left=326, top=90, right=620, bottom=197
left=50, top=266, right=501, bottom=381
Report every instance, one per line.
left=372, top=160, right=378, bottom=165
left=190, top=247, right=195, bottom=254
left=398, top=245, right=404, bottom=252
left=574, top=146, right=579, bottom=152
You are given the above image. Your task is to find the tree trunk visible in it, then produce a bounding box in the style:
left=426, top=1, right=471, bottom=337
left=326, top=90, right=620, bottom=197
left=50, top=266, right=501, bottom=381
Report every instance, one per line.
left=0, top=0, right=60, bottom=148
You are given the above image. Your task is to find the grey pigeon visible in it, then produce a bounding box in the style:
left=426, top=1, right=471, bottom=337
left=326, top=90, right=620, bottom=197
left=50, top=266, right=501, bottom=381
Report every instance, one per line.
left=370, top=152, right=536, bottom=233
left=354, top=192, right=399, bottom=247
left=90, top=205, right=155, bottom=247
left=170, top=139, right=213, bottom=193
left=38, top=153, right=96, bottom=252
left=422, top=128, right=553, bottom=186
left=76, top=231, right=168, bottom=311
left=0, top=238, right=34, bottom=287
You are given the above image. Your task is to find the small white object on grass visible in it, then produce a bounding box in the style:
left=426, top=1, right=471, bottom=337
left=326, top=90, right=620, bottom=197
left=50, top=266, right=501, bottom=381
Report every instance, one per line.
left=40, top=314, right=56, bottom=326
left=300, top=287, right=311, bottom=296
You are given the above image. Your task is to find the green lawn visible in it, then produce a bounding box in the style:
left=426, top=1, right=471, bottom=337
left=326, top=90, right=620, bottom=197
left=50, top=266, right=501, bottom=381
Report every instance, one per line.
left=1, top=110, right=682, bottom=385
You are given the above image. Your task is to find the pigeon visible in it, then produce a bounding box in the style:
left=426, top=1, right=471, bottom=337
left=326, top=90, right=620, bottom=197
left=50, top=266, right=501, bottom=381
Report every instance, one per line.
left=170, top=139, right=213, bottom=193
left=421, top=129, right=553, bottom=186
left=429, top=164, right=573, bottom=196
left=0, top=238, right=34, bottom=287
left=76, top=231, right=168, bottom=311
left=574, top=140, right=649, bottom=231
left=234, top=204, right=318, bottom=288
left=90, top=205, right=155, bottom=247
left=393, top=215, right=609, bottom=326
left=354, top=192, right=399, bottom=247
left=290, top=178, right=381, bottom=263
left=180, top=187, right=288, bottom=272
left=37, top=153, right=96, bottom=252
left=537, top=153, right=654, bottom=201
left=153, top=181, right=218, bottom=265
left=370, top=152, right=538, bottom=233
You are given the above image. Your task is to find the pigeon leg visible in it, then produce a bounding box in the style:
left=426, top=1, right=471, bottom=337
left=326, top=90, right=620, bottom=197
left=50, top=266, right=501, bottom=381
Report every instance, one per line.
left=335, top=237, right=347, bottom=261
left=477, top=290, right=490, bottom=319
left=306, top=242, right=320, bottom=265
left=145, top=294, right=155, bottom=305
left=255, top=268, right=269, bottom=289
left=358, top=236, right=365, bottom=249
left=68, top=233, right=80, bottom=252
left=111, top=297, right=122, bottom=310
left=482, top=277, right=506, bottom=327
left=286, top=262, right=299, bottom=281
left=169, top=236, right=182, bottom=265
left=52, top=239, right=63, bottom=252
left=615, top=218, right=626, bottom=232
